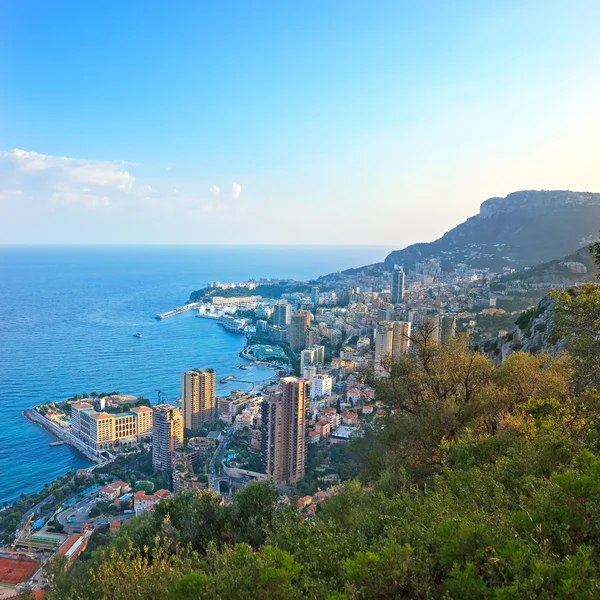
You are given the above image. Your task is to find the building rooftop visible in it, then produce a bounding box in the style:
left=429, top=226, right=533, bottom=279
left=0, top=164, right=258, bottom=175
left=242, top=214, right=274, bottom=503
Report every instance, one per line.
left=89, top=412, right=113, bottom=420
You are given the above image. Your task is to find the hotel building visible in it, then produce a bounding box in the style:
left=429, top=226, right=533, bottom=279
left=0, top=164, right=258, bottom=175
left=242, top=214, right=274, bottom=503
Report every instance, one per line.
left=71, top=402, right=153, bottom=451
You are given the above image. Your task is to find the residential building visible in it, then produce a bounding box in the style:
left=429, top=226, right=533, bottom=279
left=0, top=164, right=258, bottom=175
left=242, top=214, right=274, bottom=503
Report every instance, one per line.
left=234, top=408, right=256, bottom=430
left=133, top=489, right=172, bottom=516
left=218, top=392, right=254, bottom=422
left=273, top=301, right=291, bottom=327
left=441, top=315, right=457, bottom=343
left=300, top=344, right=325, bottom=372
left=374, top=327, right=393, bottom=378
left=181, top=369, right=216, bottom=431
left=310, top=374, right=333, bottom=400
left=311, top=286, right=320, bottom=306
left=315, top=420, right=331, bottom=438
left=391, top=321, right=411, bottom=358
left=391, top=266, right=405, bottom=303
left=261, top=377, right=309, bottom=484
left=302, top=365, right=317, bottom=382
left=152, top=404, right=184, bottom=471
left=288, top=313, right=308, bottom=352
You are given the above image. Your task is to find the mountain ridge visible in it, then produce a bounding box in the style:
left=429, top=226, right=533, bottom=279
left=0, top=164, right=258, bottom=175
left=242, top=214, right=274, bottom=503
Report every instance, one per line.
left=382, top=189, right=600, bottom=272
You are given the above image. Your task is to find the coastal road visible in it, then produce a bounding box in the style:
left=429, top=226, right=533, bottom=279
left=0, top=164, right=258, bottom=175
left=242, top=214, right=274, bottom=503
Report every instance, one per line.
left=56, top=488, right=102, bottom=532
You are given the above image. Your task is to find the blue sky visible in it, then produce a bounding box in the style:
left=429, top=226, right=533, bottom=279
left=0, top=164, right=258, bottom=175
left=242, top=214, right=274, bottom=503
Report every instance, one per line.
left=1, top=1, right=600, bottom=244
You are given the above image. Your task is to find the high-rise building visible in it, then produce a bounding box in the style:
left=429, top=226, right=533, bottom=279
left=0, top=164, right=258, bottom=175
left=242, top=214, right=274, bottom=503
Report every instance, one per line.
left=273, top=301, right=291, bottom=327
left=415, top=315, right=442, bottom=346
left=181, top=369, right=216, bottom=431
left=391, top=266, right=405, bottom=304
left=300, top=344, right=325, bottom=372
left=391, top=321, right=411, bottom=358
left=310, top=374, right=333, bottom=400
left=374, top=326, right=393, bottom=378
left=288, top=312, right=308, bottom=351
left=152, top=404, right=184, bottom=471
left=441, top=316, right=457, bottom=343
left=261, top=377, right=308, bottom=483
left=311, top=286, right=320, bottom=306
left=302, top=365, right=317, bottom=382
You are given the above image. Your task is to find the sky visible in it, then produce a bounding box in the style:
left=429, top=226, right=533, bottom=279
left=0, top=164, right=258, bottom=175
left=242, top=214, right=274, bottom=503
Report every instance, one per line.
left=1, top=0, right=600, bottom=245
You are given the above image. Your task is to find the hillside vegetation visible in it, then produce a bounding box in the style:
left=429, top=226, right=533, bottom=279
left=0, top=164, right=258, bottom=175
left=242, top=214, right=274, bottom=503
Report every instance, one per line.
left=41, top=246, right=600, bottom=600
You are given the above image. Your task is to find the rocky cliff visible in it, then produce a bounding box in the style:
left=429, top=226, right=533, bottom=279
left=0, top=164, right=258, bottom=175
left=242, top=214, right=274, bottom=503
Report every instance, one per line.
left=483, top=296, right=566, bottom=364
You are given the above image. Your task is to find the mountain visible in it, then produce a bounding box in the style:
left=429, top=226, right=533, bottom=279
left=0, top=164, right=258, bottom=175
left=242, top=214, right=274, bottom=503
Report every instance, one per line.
left=384, top=190, right=600, bottom=271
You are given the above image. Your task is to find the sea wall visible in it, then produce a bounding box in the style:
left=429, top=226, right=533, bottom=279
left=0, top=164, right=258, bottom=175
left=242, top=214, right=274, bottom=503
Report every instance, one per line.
left=23, top=409, right=104, bottom=465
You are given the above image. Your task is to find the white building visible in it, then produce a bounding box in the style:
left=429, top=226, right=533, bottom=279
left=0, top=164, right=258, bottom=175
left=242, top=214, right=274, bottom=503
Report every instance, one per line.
left=310, top=374, right=333, bottom=400
left=374, top=328, right=393, bottom=378
left=300, top=345, right=325, bottom=372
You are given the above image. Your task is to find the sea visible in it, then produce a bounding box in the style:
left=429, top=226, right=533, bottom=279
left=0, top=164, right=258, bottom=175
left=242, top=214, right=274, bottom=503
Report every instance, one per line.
left=0, top=245, right=392, bottom=504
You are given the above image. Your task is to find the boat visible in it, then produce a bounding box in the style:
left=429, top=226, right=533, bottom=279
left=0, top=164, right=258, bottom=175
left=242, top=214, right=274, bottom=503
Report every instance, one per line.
left=220, top=375, right=235, bottom=383
left=133, top=333, right=143, bottom=338
left=49, top=440, right=66, bottom=447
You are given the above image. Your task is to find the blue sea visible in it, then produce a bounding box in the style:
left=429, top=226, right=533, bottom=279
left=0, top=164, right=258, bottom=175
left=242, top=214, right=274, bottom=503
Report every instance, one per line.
left=0, top=245, right=392, bottom=504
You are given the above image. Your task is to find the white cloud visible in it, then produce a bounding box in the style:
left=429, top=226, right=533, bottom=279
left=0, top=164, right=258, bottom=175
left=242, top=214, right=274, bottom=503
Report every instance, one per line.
left=209, top=185, right=220, bottom=197
left=0, top=148, right=135, bottom=208
left=232, top=183, right=242, bottom=200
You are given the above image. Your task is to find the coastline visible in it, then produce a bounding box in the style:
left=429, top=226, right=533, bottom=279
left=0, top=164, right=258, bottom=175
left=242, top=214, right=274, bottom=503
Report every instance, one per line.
left=23, top=408, right=104, bottom=466
left=16, top=313, right=278, bottom=502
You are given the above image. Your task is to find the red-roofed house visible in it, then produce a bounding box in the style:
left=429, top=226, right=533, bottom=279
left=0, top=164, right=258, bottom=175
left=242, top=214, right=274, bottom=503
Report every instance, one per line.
left=109, top=520, right=122, bottom=533
left=315, top=420, right=331, bottom=438
left=133, top=489, right=171, bottom=516
left=343, top=411, right=359, bottom=426
left=297, top=495, right=313, bottom=510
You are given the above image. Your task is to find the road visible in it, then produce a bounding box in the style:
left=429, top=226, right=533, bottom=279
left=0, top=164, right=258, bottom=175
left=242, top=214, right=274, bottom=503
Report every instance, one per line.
left=208, top=427, right=233, bottom=494
left=56, top=488, right=104, bottom=533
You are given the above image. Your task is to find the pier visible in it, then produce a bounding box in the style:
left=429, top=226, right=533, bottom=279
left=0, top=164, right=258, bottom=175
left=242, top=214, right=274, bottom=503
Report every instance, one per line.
left=155, top=302, right=199, bottom=319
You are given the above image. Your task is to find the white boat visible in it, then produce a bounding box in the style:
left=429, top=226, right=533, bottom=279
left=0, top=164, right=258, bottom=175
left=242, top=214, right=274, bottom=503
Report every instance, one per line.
left=133, top=333, right=143, bottom=338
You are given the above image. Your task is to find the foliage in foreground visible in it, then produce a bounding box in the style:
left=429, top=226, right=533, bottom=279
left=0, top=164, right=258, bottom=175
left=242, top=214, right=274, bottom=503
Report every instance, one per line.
left=46, top=268, right=600, bottom=599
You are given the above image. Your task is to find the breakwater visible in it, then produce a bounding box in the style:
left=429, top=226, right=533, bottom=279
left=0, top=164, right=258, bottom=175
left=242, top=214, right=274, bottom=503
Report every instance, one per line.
left=155, top=302, right=200, bottom=319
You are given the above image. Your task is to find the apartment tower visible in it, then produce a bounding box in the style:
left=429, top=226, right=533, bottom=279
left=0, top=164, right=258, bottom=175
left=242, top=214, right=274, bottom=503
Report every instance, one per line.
left=273, top=301, right=291, bottom=327
left=288, top=312, right=309, bottom=352
left=181, top=369, right=216, bottom=431
left=261, top=377, right=309, bottom=483
left=152, top=404, right=184, bottom=471
left=374, top=326, right=393, bottom=378
left=391, top=321, right=411, bottom=358
left=391, top=266, right=405, bottom=304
